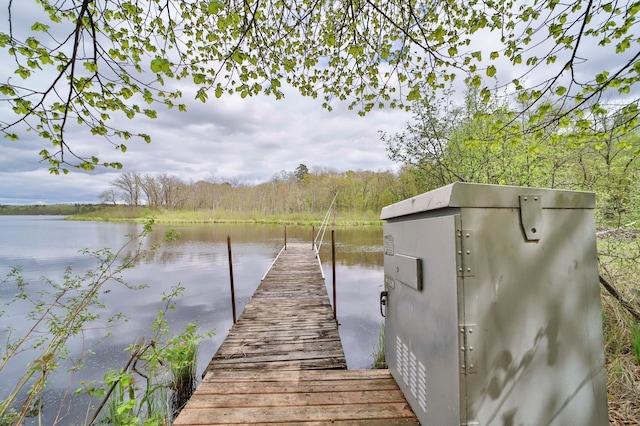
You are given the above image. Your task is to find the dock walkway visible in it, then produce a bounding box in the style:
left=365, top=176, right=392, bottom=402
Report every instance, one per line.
left=174, top=242, right=417, bottom=425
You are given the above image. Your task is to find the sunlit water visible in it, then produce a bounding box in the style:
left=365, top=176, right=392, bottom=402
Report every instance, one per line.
left=0, top=216, right=385, bottom=424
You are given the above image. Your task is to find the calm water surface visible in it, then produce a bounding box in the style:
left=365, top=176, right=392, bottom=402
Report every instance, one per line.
left=0, top=216, right=385, bottom=424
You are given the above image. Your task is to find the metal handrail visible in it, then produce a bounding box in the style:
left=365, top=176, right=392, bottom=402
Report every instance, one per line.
left=314, top=192, right=337, bottom=254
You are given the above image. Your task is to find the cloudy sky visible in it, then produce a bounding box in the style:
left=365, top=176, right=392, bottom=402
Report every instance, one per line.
left=0, top=1, right=420, bottom=205
left=0, top=83, right=410, bottom=204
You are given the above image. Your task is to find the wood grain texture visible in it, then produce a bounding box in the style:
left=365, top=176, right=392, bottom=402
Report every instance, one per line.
left=174, top=243, right=418, bottom=425
left=206, top=243, right=346, bottom=372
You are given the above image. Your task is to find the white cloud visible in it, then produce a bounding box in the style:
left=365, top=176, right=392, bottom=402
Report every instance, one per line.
left=0, top=81, right=409, bottom=203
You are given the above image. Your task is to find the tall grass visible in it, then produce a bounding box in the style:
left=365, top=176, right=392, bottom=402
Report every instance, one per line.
left=371, top=323, right=387, bottom=369
left=168, top=339, right=198, bottom=418
left=597, top=233, right=640, bottom=424
left=69, top=207, right=384, bottom=225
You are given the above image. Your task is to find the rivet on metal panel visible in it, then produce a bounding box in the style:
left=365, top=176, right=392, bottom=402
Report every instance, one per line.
left=460, top=229, right=474, bottom=277
left=461, top=324, right=478, bottom=374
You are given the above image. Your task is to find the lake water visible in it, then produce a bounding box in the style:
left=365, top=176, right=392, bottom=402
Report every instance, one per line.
left=0, top=216, right=385, bottom=424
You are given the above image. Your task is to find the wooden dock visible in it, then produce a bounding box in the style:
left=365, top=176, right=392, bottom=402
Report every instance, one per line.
left=174, top=242, right=417, bottom=425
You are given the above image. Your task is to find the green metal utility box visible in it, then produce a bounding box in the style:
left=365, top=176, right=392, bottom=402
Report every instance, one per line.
left=380, top=182, right=608, bottom=425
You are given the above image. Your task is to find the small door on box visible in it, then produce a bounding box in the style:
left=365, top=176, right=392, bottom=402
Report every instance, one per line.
left=383, top=214, right=462, bottom=426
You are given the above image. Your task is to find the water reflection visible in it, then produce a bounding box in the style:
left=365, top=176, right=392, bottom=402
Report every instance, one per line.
left=0, top=218, right=384, bottom=424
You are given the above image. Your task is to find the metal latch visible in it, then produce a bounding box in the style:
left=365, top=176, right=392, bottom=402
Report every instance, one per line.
left=459, top=324, right=477, bottom=374
left=519, top=194, right=542, bottom=241
left=379, top=291, right=388, bottom=317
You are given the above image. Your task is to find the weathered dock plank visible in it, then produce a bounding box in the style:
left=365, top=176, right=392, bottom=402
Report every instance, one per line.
left=174, top=242, right=418, bottom=425
left=204, top=243, right=346, bottom=372
left=173, top=370, right=418, bottom=425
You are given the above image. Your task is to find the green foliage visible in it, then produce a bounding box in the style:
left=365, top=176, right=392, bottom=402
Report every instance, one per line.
left=0, top=1, right=638, bottom=171
left=371, top=323, right=387, bottom=369
left=632, top=322, right=640, bottom=366
left=0, top=219, right=211, bottom=424
left=0, top=203, right=103, bottom=216
left=598, top=234, right=640, bottom=419
left=384, top=84, right=640, bottom=228
left=87, top=286, right=212, bottom=424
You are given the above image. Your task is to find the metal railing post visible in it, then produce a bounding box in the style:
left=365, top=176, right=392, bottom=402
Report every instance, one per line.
left=227, top=235, right=237, bottom=324
left=332, top=229, right=337, bottom=321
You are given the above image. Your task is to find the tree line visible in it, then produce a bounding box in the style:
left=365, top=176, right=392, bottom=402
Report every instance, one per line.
left=100, top=165, right=410, bottom=218
left=101, top=86, right=640, bottom=227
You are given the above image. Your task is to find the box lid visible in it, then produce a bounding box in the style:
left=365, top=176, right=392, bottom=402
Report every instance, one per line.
left=380, top=182, right=595, bottom=220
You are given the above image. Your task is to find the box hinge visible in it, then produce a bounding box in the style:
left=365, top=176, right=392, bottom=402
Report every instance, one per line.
left=459, top=324, right=477, bottom=374
left=519, top=194, right=542, bottom=241
left=456, top=229, right=474, bottom=277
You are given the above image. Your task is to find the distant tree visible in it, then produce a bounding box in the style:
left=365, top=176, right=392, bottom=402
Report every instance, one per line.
left=140, top=174, right=161, bottom=209
left=157, top=173, right=186, bottom=209
left=98, top=188, right=119, bottom=205
left=111, top=172, right=142, bottom=206
left=294, top=164, right=310, bottom=182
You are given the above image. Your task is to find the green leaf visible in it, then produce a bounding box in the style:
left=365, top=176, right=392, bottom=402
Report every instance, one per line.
left=150, top=60, right=163, bottom=74
left=556, top=86, right=567, bottom=96
left=150, top=58, right=166, bottom=73
left=595, top=71, right=609, bottom=84
left=144, top=109, right=158, bottom=119
left=193, top=73, right=206, bottom=84
left=208, top=1, right=224, bottom=14
left=15, top=66, right=31, bottom=79
left=196, top=88, right=208, bottom=102
left=26, top=37, right=39, bottom=49
left=83, top=62, right=98, bottom=73
left=486, top=65, right=497, bottom=77
left=31, top=22, right=50, bottom=32
left=618, top=85, right=631, bottom=94
left=407, top=88, right=420, bottom=101
left=0, top=84, right=16, bottom=96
